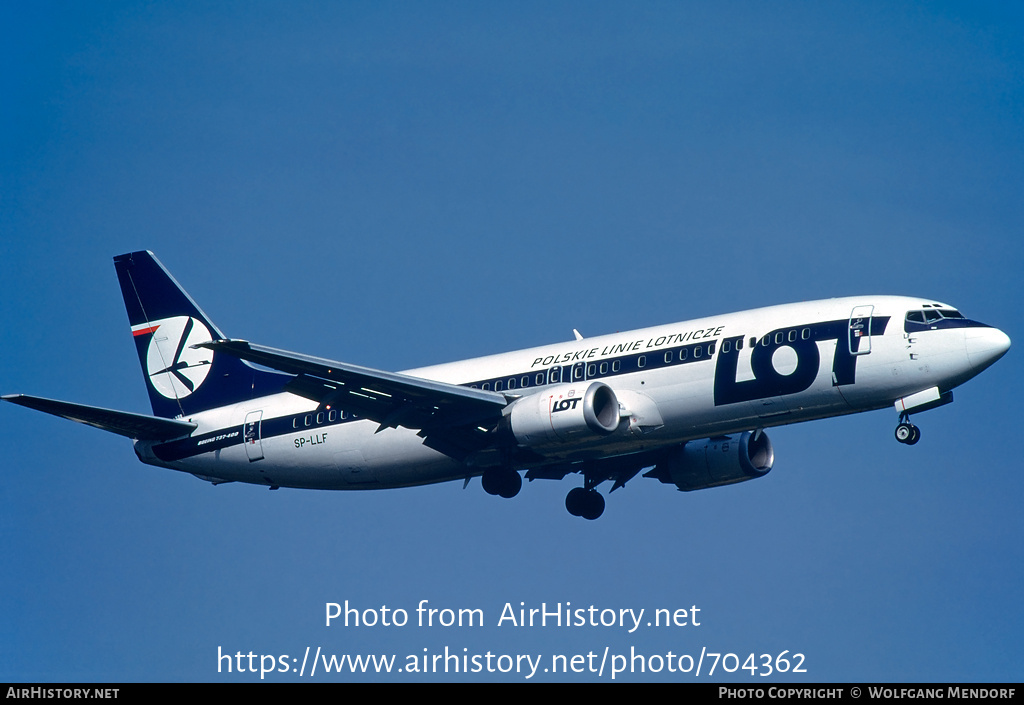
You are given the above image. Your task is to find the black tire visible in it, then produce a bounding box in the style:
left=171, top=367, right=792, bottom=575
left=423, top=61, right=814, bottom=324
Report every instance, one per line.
left=580, top=490, right=605, bottom=521
left=481, top=469, right=502, bottom=495
left=498, top=471, right=522, bottom=499
left=565, top=487, right=587, bottom=516
left=907, top=425, right=921, bottom=445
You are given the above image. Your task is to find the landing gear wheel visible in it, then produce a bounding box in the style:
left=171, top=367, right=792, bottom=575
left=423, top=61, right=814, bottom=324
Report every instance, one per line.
left=498, top=470, right=522, bottom=498
left=565, top=487, right=587, bottom=516
left=895, top=422, right=921, bottom=445
left=482, top=469, right=522, bottom=498
left=579, top=490, right=605, bottom=521
left=907, top=425, right=921, bottom=445
left=565, top=488, right=605, bottom=520
left=481, top=469, right=501, bottom=496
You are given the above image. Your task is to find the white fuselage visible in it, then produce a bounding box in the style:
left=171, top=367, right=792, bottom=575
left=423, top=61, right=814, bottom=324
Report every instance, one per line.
left=135, top=295, right=1009, bottom=490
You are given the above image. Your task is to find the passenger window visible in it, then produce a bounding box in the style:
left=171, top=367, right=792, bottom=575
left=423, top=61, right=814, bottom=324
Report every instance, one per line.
left=521, top=376, right=530, bottom=387
left=535, top=373, right=546, bottom=386
left=482, top=382, right=490, bottom=390
left=680, top=348, right=687, bottom=360
left=802, top=328, right=810, bottom=340
left=723, top=341, right=731, bottom=354
left=775, top=332, right=784, bottom=344
left=293, top=418, right=299, bottom=429
left=304, top=414, right=312, bottom=427
left=788, top=330, right=797, bottom=342
left=587, top=364, right=597, bottom=377
left=494, top=380, right=503, bottom=391
left=708, top=341, right=716, bottom=355
left=507, top=378, right=516, bottom=389
left=316, top=412, right=324, bottom=424
left=664, top=352, right=673, bottom=363
left=694, top=346, right=702, bottom=359
left=638, top=355, right=646, bottom=368
left=329, top=410, right=336, bottom=422
left=612, top=360, right=621, bottom=372
left=599, top=362, right=608, bottom=374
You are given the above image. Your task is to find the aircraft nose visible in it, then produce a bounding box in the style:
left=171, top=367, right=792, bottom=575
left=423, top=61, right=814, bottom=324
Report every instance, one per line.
left=965, top=326, right=1011, bottom=372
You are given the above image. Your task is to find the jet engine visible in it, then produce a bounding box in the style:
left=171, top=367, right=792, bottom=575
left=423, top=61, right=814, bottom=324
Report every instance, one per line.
left=645, top=431, right=774, bottom=492
left=506, top=382, right=621, bottom=447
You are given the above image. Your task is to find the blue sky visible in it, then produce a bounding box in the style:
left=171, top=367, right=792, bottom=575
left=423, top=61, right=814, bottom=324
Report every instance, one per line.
left=2, top=1, right=1022, bottom=682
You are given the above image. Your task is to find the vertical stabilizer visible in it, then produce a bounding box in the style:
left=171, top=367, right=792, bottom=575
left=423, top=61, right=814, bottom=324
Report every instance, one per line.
left=114, top=251, right=285, bottom=418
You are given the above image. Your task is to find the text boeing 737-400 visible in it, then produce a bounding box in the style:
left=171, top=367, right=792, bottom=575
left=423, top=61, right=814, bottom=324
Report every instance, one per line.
left=3, top=251, right=1011, bottom=519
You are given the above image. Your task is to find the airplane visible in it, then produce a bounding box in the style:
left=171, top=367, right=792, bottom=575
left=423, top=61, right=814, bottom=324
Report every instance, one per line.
left=3, top=251, right=1011, bottom=520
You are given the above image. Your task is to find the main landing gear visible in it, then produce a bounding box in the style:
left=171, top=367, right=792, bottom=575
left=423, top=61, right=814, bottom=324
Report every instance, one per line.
left=480, top=467, right=607, bottom=520
left=894, top=413, right=921, bottom=445
left=565, top=469, right=608, bottom=521
left=565, top=487, right=605, bottom=520
left=481, top=468, right=522, bottom=499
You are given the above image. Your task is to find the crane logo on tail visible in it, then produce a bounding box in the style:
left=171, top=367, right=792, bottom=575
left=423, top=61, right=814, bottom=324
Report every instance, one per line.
left=132, top=316, right=214, bottom=399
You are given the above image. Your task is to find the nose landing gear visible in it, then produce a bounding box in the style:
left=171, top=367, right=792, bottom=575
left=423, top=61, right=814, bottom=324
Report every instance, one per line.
left=895, top=413, right=921, bottom=445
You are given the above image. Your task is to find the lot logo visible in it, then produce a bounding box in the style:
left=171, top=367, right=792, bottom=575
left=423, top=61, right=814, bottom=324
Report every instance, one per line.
left=551, top=397, right=581, bottom=413
left=143, top=316, right=214, bottom=399
left=713, top=317, right=888, bottom=407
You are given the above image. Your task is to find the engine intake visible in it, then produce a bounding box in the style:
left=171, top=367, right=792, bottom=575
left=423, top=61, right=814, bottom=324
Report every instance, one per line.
left=507, top=382, right=621, bottom=447
left=645, top=431, right=774, bottom=492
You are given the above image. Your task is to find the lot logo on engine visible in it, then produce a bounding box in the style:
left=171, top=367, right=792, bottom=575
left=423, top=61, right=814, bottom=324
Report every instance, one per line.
left=551, top=397, right=581, bottom=413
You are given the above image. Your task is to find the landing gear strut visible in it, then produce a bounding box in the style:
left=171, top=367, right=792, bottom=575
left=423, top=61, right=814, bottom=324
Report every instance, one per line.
left=895, top=414, right=921, bottom=445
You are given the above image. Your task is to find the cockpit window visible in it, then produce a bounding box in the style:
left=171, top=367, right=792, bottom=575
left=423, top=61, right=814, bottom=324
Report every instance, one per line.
left=906, top=308, right=966, bottom=325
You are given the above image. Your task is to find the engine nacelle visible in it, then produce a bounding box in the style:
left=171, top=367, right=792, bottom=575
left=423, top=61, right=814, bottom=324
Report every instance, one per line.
left=507, top=382, right=621, bottom=447
left=647, top=431, right=774, bottom=492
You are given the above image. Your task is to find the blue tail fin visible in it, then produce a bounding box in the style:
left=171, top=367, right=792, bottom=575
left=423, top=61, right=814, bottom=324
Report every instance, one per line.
left=114, top=251, right=286, bottom=419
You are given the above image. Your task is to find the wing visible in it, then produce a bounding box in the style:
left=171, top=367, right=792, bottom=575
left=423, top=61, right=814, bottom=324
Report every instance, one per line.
left=195, top=339, right=511, bottom=460
left=2, top=394, right=197, bottom=441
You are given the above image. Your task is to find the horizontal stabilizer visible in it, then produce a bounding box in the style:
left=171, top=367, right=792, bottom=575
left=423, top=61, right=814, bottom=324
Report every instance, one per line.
left=2, top=394, right=197, bottom=441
